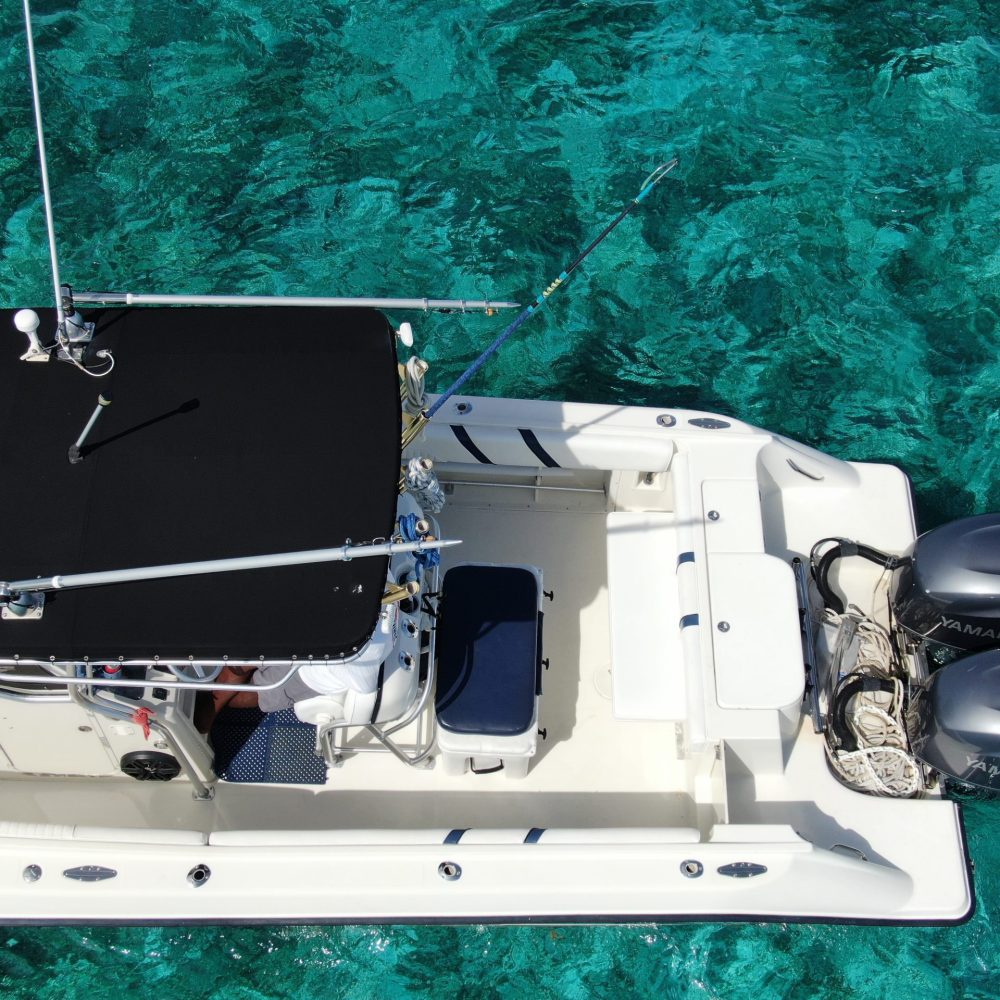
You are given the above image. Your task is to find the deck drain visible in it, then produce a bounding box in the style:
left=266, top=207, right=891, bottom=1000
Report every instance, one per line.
left=187, top=864, right=212, bottom=888
left=438, top=861, right=462, bottom=882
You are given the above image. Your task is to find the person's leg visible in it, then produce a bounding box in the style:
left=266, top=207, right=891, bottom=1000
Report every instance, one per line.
left=194, top=665, right=256, bottom=733
left=227, top=688, right=261, bottom=709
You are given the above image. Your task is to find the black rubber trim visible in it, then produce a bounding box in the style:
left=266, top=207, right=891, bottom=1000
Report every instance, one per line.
left=450, top=425, right=493, bottom=464
left=523, top=828, right=545, bottom=844
left=957, top=802, right=978, bottom=924
left=443, top=829, right=468, bottom=845
left=7, top=907, right=973, bottom=927
left=518, top=428, right=560, bottom=468
left=536, top=612, right=545, bottom=696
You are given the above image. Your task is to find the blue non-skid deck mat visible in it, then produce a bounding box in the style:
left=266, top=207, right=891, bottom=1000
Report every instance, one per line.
left=210, top=706, right=327, bottom=785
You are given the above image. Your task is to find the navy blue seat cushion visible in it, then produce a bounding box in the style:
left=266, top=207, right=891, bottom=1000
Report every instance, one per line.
left=436, top=566, right=539, bottom=737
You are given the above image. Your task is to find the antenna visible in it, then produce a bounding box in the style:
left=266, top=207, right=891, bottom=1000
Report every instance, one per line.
left=22, top=0, right=65, bottom=333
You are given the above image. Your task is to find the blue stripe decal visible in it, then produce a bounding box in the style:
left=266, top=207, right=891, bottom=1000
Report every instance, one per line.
left=523, top=828, right=545, bottom=844
left=444, top=829, right=468, bottom=845
left=680, top=614, right=700, bottom=629
left=677, top=551, right=695, bottom=566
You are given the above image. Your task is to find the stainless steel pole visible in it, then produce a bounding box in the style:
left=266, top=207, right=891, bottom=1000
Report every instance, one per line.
left=3, top=538, right=460, bottom=594
left=70, top=291, right=520, bottom=312
left=22, top=0, right=65, bottom=328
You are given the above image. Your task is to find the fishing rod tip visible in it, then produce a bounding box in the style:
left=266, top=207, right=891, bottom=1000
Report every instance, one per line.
left=636, top=158, right=680, bottom=201
left=650, top=158, right=680, bottom=179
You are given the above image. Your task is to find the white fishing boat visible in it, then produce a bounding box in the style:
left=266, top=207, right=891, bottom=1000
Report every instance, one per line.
left=1, top=2, right=992, bottom=925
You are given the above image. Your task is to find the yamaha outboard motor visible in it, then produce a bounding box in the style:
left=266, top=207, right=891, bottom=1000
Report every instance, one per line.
left=887, top=514, right=1000, bottom=790
left=813, top=513, right=1000, bottom=793
left=890, top=513, right=1000, bottom=652
left=892, top=514, right=1000, bottom=790
left=907, top=649, right=1000, bottom=790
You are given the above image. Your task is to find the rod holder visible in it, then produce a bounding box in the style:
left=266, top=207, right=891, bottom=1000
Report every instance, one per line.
left=382, top=581, right=420, bottom=605
left=1, top=591, right=45, bottom=620
left=68, top=392, right=113, bottom=464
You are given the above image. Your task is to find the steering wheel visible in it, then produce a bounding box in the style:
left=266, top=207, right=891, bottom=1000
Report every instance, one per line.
left=166, top=662, right=224, bottom=683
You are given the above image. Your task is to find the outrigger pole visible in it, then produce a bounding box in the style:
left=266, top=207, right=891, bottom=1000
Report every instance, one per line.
left=20, top=2, right=517, bottom=324
left=401, top=160, right=679, bottom=450
left=22, top=0, right=65, bottom=332
left=0, top=538, right=460, bottom=616
left=67, top=291, right=519, bottom=314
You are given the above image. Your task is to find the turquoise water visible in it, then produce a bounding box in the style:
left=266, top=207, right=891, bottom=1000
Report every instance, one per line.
left=1, top=0, right=999, bottom=994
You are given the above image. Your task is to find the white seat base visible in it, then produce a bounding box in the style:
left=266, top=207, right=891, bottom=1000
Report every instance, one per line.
left=435, top=717, right=538, bottom=779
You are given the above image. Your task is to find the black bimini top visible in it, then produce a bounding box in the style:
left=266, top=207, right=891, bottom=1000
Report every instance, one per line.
left=0, top=306, right=401, bottom=662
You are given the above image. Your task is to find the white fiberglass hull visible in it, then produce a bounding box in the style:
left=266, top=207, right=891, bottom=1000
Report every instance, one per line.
left=0, top=818, right=970, bottom=924
left=0, top=394, right=973, bottom=924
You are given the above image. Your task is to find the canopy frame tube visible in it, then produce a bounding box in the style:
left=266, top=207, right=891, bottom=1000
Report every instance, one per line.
left=0, top=661, right=299, bottom=692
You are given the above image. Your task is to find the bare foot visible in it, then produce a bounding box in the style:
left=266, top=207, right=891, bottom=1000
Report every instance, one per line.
left=194, top=665, right=256, bottom=733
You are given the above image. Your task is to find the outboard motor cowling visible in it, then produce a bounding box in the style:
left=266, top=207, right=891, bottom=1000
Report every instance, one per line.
left=890, top=513, right=1000, bottom=651
left=907, top=649, right=1000, bottom=790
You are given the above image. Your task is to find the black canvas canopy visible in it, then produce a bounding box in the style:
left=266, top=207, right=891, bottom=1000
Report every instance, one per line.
left=0, top=306, right=402, bottom=661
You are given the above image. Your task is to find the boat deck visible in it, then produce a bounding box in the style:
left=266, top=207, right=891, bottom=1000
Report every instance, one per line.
left=290, top=501, right=706, bottom=832
left=0, top=391, right=975, bottom=922
left=0, top=498, right=712, bottom=834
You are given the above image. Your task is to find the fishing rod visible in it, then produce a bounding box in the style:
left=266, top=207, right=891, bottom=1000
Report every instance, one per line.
left=401, top=159, right=679, bottom=449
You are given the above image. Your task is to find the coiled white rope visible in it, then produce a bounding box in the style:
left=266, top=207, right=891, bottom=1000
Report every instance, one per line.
left=822, top=608, right=924, bottom=797
left=402, top=357, right=428, bottom=415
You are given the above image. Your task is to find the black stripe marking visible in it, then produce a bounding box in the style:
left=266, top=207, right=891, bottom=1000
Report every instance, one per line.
left=450, top=425, right=493, bottom=464
left=536, top=612, right=545, bottom=696
left=523, top=828, right=545, bottom=844
left=370, top=659, right=386, bottom=722
left=444, top=828, right=468, bottom=844
left=518, top=428, right=560, bottom=468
